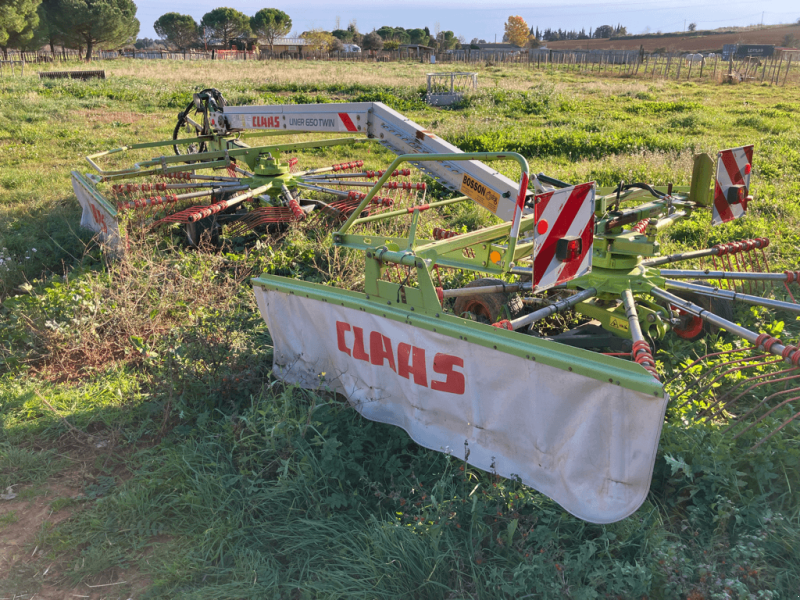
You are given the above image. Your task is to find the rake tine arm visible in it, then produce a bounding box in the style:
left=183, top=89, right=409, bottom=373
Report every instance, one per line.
left=642, top=239, right=770, bottom=268
left=296, top=182, right=353, bottom=198
left=660, top=269, right=800, bottom=282
left=642, top=248, right=720, bottom=267
left=649, top=286, right=800, bottom=366
left=664, top=279, right=800, bottom=314
left=622, top=289, right=659, bottom=379
left=501, top=288, right=597, bottom=331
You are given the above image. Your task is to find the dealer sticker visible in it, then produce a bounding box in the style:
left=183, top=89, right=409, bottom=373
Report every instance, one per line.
left=460, top=173, right=500, bottom=213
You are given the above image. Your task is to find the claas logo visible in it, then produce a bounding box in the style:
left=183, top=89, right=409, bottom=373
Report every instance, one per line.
left=336, top=321, right=465, bottom=394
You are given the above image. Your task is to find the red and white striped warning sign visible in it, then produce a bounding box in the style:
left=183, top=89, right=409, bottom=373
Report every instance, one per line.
left=532, top=182, right=596, bottom=292
left=712, top=145, right=753, bottom=226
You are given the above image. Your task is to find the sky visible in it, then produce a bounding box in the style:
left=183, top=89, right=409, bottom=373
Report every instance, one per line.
left=136, top=0, right=800, bottom=42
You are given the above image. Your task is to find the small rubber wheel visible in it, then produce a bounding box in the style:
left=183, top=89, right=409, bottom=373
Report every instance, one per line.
left=453, top=278, right=524, bottom=323
left=671, top=281, right=734, bottom=342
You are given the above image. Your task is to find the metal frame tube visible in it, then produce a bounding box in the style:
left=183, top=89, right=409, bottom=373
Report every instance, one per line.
left=441, top=282, right=531, bottom=298
left=621, top=289, right=646, bottom=344
left=660, top=269, right=788, bottom=281
left=507, top=288, right=597, bottom=331
left=664, top=279, right=800, bottom=314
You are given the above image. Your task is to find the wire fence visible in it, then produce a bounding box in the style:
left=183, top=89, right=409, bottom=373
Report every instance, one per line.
left=1, top=47, right=796, bottom=86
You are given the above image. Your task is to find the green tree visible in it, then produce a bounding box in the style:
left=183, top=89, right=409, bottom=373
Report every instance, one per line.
left=34, top=0, right=62, bottom=54
left=331, top=29, right=352, bottom=42
left=250, top=8, right=290, bottom=53
left=436, top=30, right=458, bottom=50
left=154, top=12, right=198, bottom=50
left=407, top=28, right=427, bottom=45
left=593, top=24, right=613, bottom=38
left=361, top=31, right=383, bottom=54
left=0, top=0, right=41, bottom=50
left=200, top=7, right=250, bottom=48
left=687, top=22, right=697, bottom=32
left=55, top=0, right=139, bottom=60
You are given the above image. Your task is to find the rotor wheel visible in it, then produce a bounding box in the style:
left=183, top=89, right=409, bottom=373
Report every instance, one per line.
left=670, top=281, right=734, bottom=342
left=453, top=278, right=524, bottom=324
left=173, top=110, right=207, bottom=156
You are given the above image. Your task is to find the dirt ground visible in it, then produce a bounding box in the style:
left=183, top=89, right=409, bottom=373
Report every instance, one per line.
left=547, top=24, right=800, bottom=53
left=0, top=445, right=149, bottom=600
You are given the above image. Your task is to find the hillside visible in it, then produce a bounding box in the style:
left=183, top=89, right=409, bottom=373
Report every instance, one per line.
left=546, top=23, right=800, bottom=53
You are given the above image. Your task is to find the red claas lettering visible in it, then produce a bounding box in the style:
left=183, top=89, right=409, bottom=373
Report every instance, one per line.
left=398, top=343, right=427, bottom=387
left=352, top=326, right=370, bottom=362
left=431, top=353, right=465, bottom=395
left=336, top=322, right=351, bottom=355
left=253, top=116, right=280, bottom=128
left=370, top=331, right=396, bottom=372
left=334, top=321, right=463, bottom=394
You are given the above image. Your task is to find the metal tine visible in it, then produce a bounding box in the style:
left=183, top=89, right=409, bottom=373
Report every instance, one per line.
left=673, top=355, right=779, bottom=410
left=735, top=394, right=800, bottom=440
left=751, top=409, right=800, bottom=450
left=669, top=350, right=768, bottom=404
left=725, top=254, right=740, bottom=292
left=701, top=369, right=800, bottom=420
left=723, top=384, right=800, bottom=435
left=735, top=252, right=754, bottom=295
left=666, top=346, right=758, bottom=387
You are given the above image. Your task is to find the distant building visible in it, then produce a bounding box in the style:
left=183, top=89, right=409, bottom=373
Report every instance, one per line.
left=399, top=44, right=435, bottom=58
left=777, top=47, right=800, bottom=60
left=473, top=43, right=521, bottom=51
left=722, top=44, right=775, bottom=60
left=265, top=38, right=308, bottom=55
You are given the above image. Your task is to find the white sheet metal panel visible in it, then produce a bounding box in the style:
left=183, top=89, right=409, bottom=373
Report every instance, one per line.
left=532, top=182, right=595, bottom=292
left=712, top=145, right=753, bottom=226
left=253, top=286, right=668, bottom=524
left=71, top=171, right=123, bottom=252
left=217, top=102, right=535, bottom=222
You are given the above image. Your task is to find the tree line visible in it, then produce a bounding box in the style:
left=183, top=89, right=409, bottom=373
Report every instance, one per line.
left=0, top=0, right=139, bottom=59
left=0, top=1, right=636, bottom=61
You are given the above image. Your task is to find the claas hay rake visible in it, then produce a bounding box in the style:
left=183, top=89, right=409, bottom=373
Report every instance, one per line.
left=72, top=91, right=800, bottom=524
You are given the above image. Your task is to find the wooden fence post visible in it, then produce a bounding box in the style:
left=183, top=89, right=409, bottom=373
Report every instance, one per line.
left=783, top=55, right=793, bottom=86
left=772, top=55, right=784, bottom=85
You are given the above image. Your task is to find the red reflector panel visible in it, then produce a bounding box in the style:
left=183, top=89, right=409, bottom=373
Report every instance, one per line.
left=556, top=236, right=582, bottom=262
left=726, top=184, right=747, bottom=205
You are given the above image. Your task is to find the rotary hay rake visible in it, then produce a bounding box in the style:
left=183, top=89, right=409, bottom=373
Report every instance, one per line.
left=72, top=91, right=800, bottom=524
left=71, top=89, right=428, bottom=249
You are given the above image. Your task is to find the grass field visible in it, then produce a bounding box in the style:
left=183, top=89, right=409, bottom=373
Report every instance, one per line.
left=1, top=59, right=800, bottom=599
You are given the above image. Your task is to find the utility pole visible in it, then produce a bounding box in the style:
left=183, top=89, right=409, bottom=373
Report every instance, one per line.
left=683, top=19, right=686, bottom=33
left=761, top=12, right=764, bottom=28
